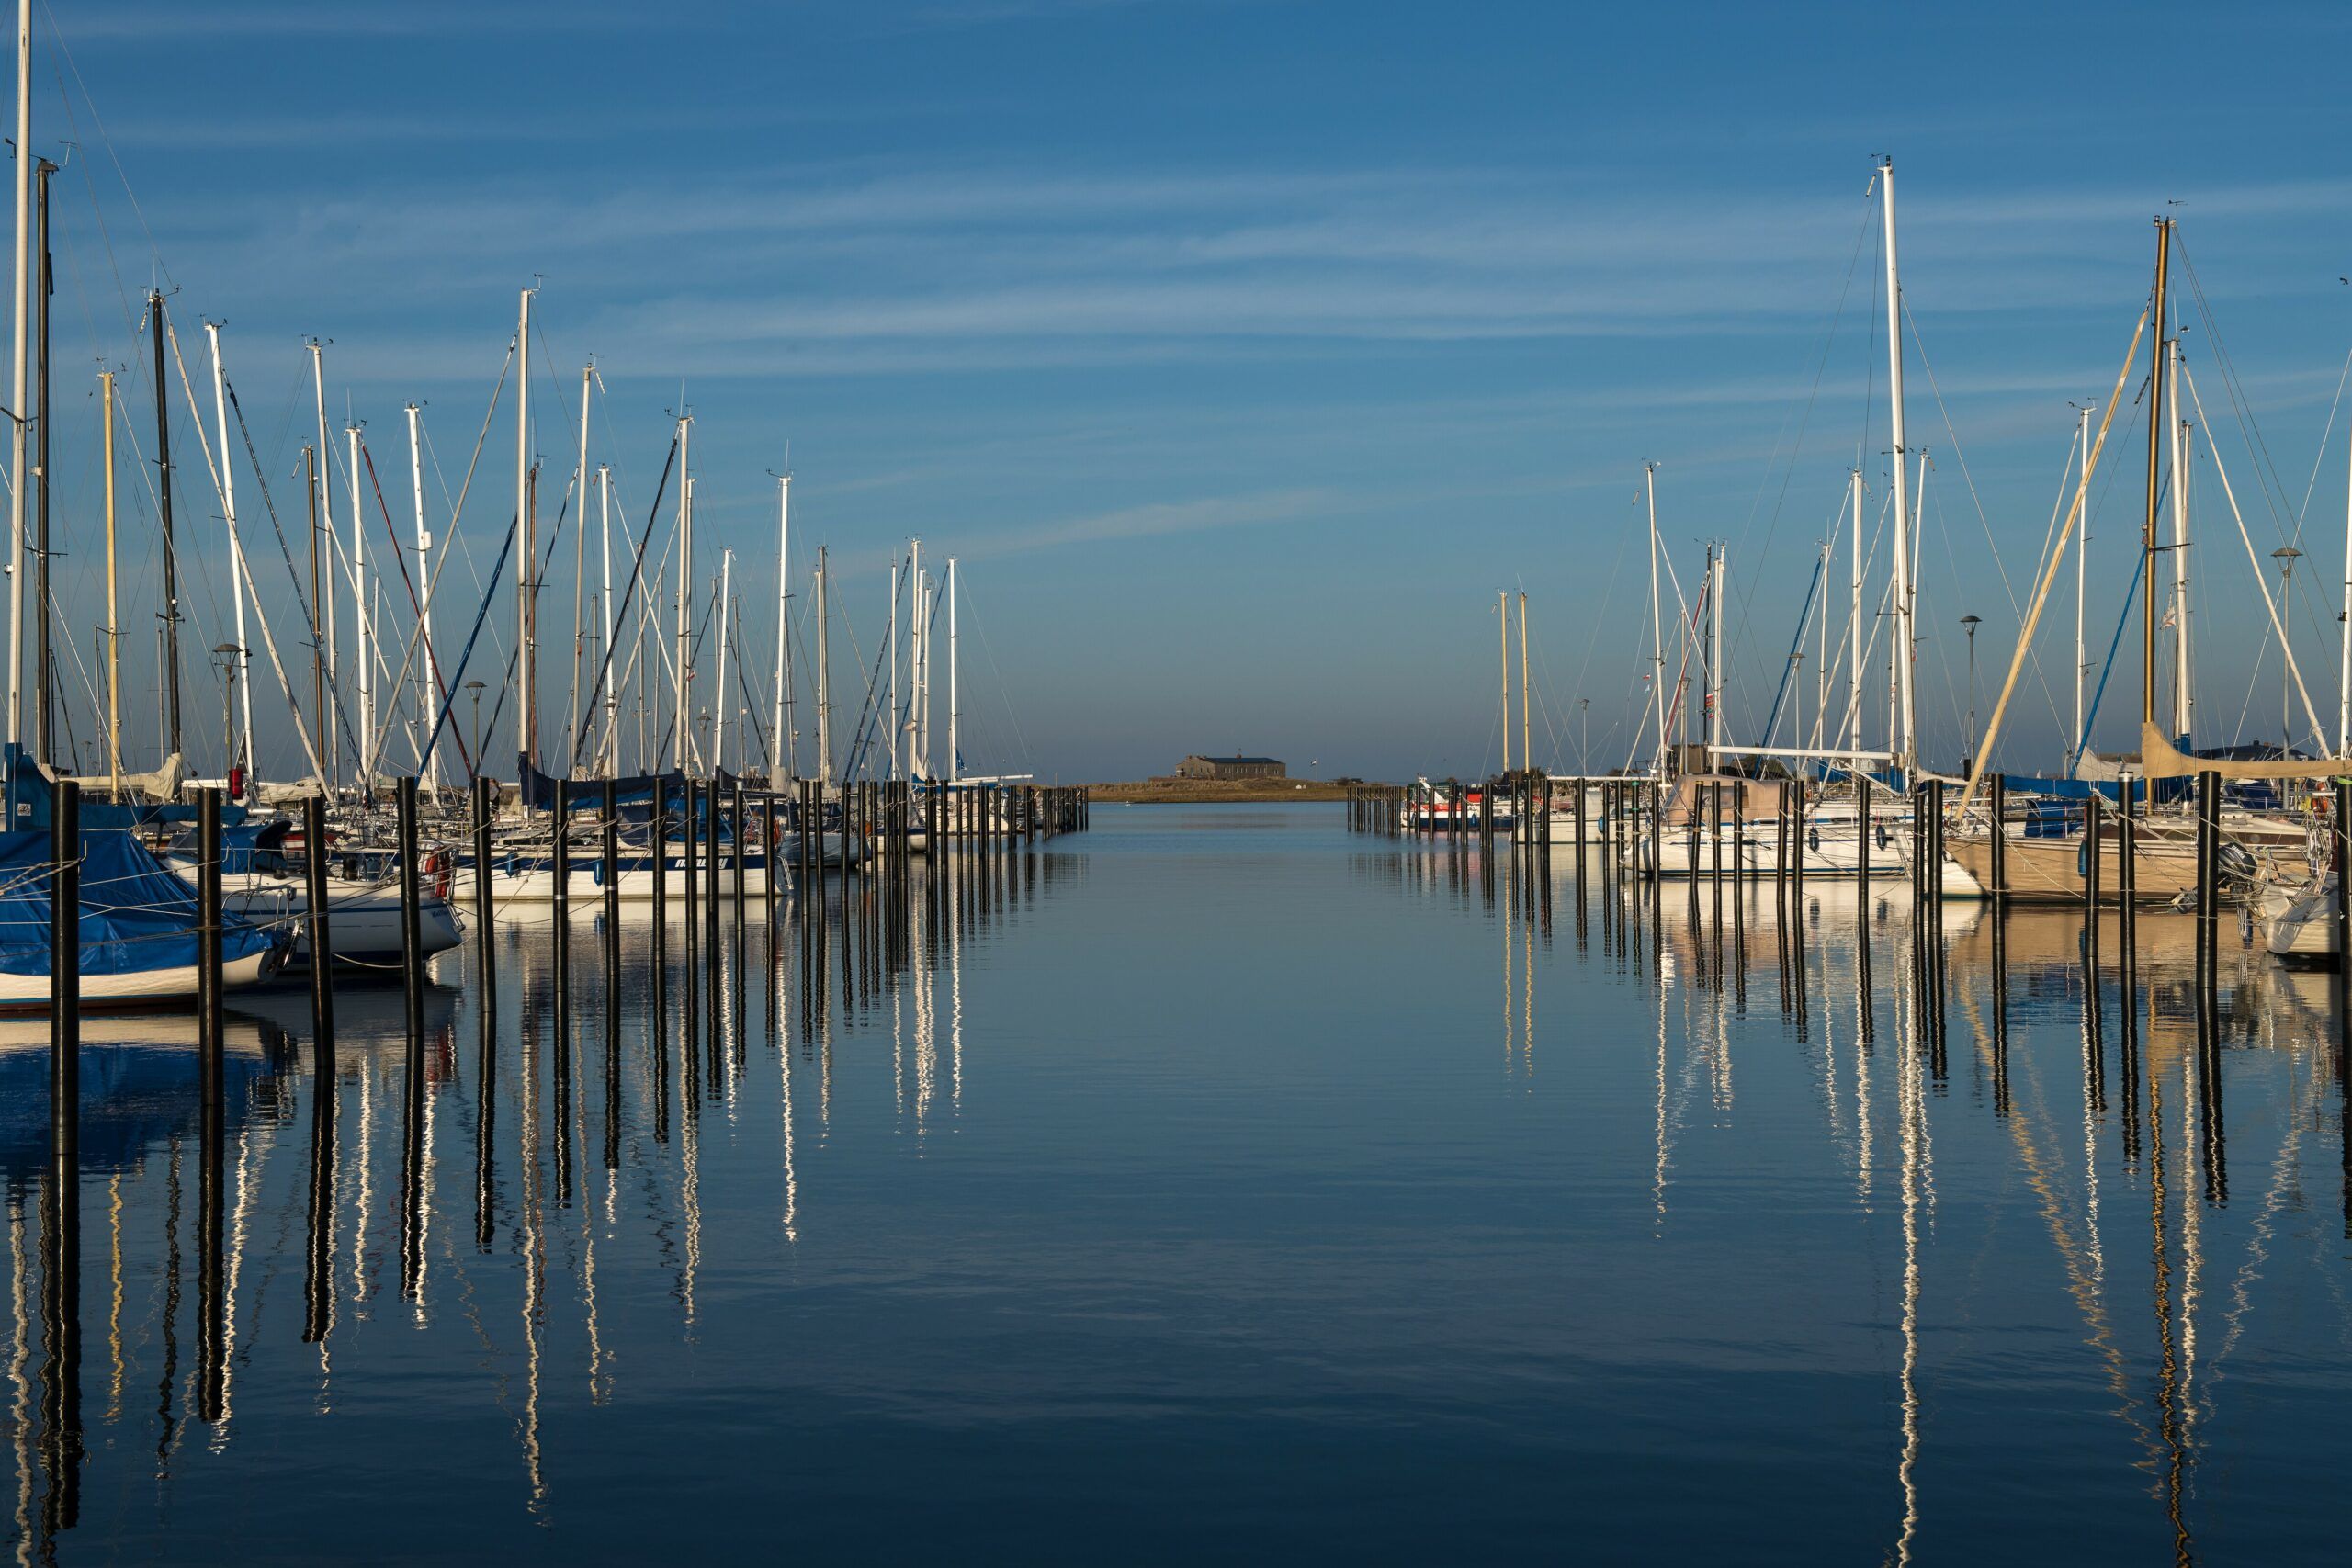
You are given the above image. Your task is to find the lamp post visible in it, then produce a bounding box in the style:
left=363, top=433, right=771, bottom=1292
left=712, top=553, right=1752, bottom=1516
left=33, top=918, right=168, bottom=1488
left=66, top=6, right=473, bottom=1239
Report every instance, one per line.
left=465, top=681, right=487, bottom=776
left=212, top=642, right=242, bottom=782
left=2273, top=546, right=2302, bottom=752
left=1960, top=615, right=1982, bottom=771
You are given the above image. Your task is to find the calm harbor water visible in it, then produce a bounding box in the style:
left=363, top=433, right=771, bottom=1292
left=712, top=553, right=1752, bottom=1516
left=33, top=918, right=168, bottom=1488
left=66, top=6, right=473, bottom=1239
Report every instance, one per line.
left=5, top=802, right=2351, bottom=1562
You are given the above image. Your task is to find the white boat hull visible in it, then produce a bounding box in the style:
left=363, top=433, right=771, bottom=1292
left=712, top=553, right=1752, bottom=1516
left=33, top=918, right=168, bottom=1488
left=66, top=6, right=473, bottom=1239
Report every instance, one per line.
left=173, top=867, right=467, bottom=968
left=2259, top=879, right=2336, bottom=960
left=1637, top=816, right=1912, bottom=879
left=0, top=944, right=286, bottom=1014
left=471, top=847, right=793, bottom=906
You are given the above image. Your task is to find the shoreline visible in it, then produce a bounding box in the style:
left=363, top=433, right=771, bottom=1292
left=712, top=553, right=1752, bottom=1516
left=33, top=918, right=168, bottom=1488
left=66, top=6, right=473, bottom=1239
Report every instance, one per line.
left=1085, top=779, right=1359, bottom=804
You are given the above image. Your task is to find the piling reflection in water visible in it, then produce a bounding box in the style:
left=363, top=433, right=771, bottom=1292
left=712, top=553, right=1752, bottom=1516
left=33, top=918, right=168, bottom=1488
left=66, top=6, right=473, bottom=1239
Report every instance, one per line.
left=1374, top=831, right=2352, bottom=1562
left=0, top=827, right=1058, bottom=1557
left=7, top=811, right=2352, bottom=1557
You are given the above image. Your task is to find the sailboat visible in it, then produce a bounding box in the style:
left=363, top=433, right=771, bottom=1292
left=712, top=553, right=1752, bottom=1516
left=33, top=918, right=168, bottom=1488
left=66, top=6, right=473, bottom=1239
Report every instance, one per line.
left=161, top=817, right=465, bottom=969
left=1951, top=216, right=2337, bottom=908
left=0, top=824, right=288, bottom=1011
left=1647, top=163, right=1924, bottom=880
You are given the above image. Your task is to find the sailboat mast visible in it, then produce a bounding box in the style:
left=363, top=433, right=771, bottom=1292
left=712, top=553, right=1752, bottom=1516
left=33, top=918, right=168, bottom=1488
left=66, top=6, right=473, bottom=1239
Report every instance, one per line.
left=4, top=0, right=25, bottom=751
left=814, top=547, right=831, bottom=786
left=2072, top=409, right=2089, bottom=773
left=406, top=403, right=440, bottom=792
left=2143, top=219, right=2171, bottom=730
left=599, top=464, right=616, bottom=778
left=2166, top=332, right=2193, bottom=739
left=30, top=157, right=47, bottom=766
left=102, top=370, right=119, bottom=795
left=946, top=558, right=958, bottom=786
left=910, top=540, right=924, bottom=780
left=921, top=568, right=933, bottom=780
left=351, top=423, right=368, bottom=789
left=716, top=548, right=732, bottom=773
left=1878, top=158, right=1915, bottom=775
left=2342, top=377, right=2352, bottom=755
left=1847, top=470, right=1862, bottom=766
left=1517, top=592, right=1530, bottom=776
left=1498, top=589, right=1510, bottom=776
left=309, top=342, right=335, bottom=784
left=305, top=444, right=325, bottom=786
left=1645, top=463, right=1665, bottom=778
left=1814, top=538, right=1829, bottom=750
left=151, top=291, right=183, bottom=764
left=206, top=322, right=254, bottom=779
left=888, top=556, right=900, bottom=783
left=772, top=473, right=790, bottom=780
left=673, top=417, right=692, bottom=773
left=515, top=287, right=537, bottom=776
left=567, top=365, right=591, bottom=771
left=1708, top=546, right=1725, bottom=754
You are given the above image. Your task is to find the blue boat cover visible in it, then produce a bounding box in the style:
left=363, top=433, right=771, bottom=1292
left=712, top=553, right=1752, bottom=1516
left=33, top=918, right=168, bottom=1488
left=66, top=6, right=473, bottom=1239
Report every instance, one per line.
left=221, top=818, right=293, bottom=874
left=0, top=742, right=251, bottom=832
left=0, top=829, right=278, bottom=977
left=516, top=760, right=754, bottom=839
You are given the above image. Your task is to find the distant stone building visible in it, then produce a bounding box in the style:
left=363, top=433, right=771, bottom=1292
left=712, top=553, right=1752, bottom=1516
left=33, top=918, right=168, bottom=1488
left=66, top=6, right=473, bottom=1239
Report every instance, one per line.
left=1176, top=754, right=1286, bottom=781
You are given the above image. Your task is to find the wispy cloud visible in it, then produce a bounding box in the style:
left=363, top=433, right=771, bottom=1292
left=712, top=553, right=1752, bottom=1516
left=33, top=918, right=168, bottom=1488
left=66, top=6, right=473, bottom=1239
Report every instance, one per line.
left=147, top=156, right=2335, bottom=382
left=47, top=2, right=630, bottom=42
left=905, top=0, right=1279, bottom=28
left=827, top=483, right=1346, bottom=571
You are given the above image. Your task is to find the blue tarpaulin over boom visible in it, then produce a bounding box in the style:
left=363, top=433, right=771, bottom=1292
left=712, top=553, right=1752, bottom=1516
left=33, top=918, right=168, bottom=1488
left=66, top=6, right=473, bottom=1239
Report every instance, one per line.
left=516, top=757, right=748, bottom=818
left=0, top=743, right=250, bottom=832
left=0, top=829, right=277, bottom=977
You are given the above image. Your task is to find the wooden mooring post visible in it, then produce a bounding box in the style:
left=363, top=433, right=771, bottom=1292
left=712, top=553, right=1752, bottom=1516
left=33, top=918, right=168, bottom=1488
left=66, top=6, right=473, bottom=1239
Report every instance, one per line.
left=50, top=779, right=78, bottom=1160
left=303, top=792, right=335, bottom=1066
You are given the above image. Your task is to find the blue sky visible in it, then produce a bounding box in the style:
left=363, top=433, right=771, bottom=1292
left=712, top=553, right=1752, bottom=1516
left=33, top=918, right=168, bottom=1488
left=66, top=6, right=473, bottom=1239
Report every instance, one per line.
left=19, top=0, right=2352, bottom=781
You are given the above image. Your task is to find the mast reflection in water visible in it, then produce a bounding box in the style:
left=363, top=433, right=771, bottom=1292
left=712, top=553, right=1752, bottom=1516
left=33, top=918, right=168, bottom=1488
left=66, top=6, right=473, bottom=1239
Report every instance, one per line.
left=4, top=808, right=2352, bottom=1562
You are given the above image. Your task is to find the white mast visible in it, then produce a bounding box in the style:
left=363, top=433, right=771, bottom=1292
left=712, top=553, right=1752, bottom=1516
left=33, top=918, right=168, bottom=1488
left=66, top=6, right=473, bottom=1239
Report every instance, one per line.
left=715, top=547, right=732, bottom=773
left=1845, top=470, right=1862, bottom=767
left=1813, top=536, right=1830, bottom=750
left=5, top=0, right=27, bottom=750
left=771, top=472, right=790, bottom=780
left=598, top=463, right=616, bottom=778
left=673, top=419, right=692, bottom=773
left=309, top=342, right=336, bottom=784
left=912, top=543, right=922, bottom=780
left=568, top=364, right=591, bottom=773
left=2071, top=408, right=2090, bottom=773
left=1878, top=158, right=1916, bottom=775
left=887, top=556, right=900, bottom=782
left=1708, top=545, right=1725, bottom=753
left=814, top=547, right=831, bottom=787
left=405, top=402, right=442, bottom=792
left=101, top=370, right=118, bottom=794
left=1645, top=463, right=1665, bottom=778
left=1498, top=588, right=1511, bottom=776
left=2342, top=383, right=2352, bottom=755
left=922, top=570, right=933, bottom=779
left=514, top=287, right=535, bottom=776
left=351, top=423, right=369, bottom=788
left=2167, top=334, right=2193, bottom=740
left=206, top=322, right=254, bottom=778
left=912, top=564, right=922, bottom=784
left=946, top=558, right=958, bottom=785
